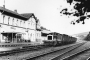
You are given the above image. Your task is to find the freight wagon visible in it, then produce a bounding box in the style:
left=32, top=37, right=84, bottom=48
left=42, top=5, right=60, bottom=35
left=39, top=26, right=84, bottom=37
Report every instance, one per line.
left=43, top=32, right=77, bottom=46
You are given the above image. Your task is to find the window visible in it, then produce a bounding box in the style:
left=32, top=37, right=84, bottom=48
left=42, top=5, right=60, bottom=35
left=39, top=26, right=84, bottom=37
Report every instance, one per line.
left=37, top=33, right=38, bottom=37
left=20, top=20, right=22, bottom=27
left=27, top=22, right=29, bottom=28
left=38, top=33, right=39, bottom=37
left=21, top=20, right=23, bottom=27
left=18, top=20, right=20, bottom=27
left=33, top=34, right=34, bottom=37
left=24, top=21, right=27, bottom=28
left=8, top=17, right=10, bottom=24
left=16, top=19, right=19, bottom=26
left=0, top=13, right=3, bottom=23
left=0, top=33, right=2, bottom=42
left=31, top=22, right=32, bottom=26
left=3, top=15, right=5, bottom=23
left=21, top=20, right=24, bottom=27
left=25, top=21, right=28, bottom=28
left=13, top=18, right=16, bottom=26
left=8, top=17, right=10, bottom=25
left=33, top=23, right=35, bottom=29
left=12, top=18, right=14, bottom=25
left=9, top=17, right=13, bottom=25
left=24, top=21, right=25, bottom=28
left=15, top=19, right=18, bottom=26
left=22, top=21, right=24, bottom=28
left=31, top=33, right=32, bottom=37
left=28, top=23, right=30, bottom=28
left=4, top=16, right=8, bottom=24
left=30, top=21, right=32, bottom=28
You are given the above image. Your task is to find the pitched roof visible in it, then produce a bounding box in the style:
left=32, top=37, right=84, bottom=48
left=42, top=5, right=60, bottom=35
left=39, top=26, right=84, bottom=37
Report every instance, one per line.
left=20, top=13, right=39, bottom=22
left=0, top=6, right=36, bottom=21
left=20, top=13, right=34, bottom=19
left=41, top=26, right=48, bottom=30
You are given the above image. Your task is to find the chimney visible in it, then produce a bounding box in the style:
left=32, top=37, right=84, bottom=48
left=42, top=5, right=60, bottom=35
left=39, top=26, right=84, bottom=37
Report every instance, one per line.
left=14, top=9, right=17, bottom=13
left=3, top=5, right=5, bottom=8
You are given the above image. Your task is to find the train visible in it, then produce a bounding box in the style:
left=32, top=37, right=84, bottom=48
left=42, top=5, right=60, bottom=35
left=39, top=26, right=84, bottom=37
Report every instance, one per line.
left=43, top=32, right=77, bottom=46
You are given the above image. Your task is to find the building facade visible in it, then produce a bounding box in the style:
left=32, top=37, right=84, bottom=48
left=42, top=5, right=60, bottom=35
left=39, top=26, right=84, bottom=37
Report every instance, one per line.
left=36, top=19, right=42, bottom=43
left=0, top=6, right=38, bottom=43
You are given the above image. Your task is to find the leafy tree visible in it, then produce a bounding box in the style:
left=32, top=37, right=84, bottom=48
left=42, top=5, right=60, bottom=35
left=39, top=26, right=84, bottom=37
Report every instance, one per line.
left=60, top=0, right=90, bottom=25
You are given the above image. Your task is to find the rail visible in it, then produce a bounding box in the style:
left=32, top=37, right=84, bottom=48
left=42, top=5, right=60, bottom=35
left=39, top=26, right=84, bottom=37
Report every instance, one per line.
left=25, top=42, right=85, bottom=60
left=86, top=56, right=90, bottom=60
left=50, top=42, right=90, bottom=60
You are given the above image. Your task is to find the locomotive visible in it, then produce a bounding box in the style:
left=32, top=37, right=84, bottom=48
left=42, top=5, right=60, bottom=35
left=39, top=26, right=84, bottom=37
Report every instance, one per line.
left=43, top=32, right=77, bottom=46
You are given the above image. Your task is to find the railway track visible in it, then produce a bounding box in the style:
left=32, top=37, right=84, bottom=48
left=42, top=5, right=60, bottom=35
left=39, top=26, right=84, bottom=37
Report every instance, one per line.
left=0, top=42, right=87, bottom=60
left=86, top=57, right=90, bottom=60
left=21, top=42, right=85, bottom=60
left=61, top=45, right=90, bottom=60
left=50, top=42, right=90, bottom=60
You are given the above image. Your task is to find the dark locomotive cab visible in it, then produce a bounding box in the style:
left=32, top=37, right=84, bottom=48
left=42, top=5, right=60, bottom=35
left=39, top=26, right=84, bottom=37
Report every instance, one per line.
left=47, top=35, right=53, bottom=40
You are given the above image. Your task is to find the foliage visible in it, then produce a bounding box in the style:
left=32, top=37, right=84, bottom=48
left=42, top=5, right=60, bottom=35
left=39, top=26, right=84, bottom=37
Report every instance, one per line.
left=60, top=0, right=90, bottom=25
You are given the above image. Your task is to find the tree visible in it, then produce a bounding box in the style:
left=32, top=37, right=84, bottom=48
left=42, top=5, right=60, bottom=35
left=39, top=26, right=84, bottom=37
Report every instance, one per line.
left=60, top=0, right=90, bottom=25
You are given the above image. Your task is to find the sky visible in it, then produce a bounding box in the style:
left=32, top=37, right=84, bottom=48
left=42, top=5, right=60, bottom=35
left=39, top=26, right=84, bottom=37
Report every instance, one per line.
left=0, top=0, right=90, bottom=35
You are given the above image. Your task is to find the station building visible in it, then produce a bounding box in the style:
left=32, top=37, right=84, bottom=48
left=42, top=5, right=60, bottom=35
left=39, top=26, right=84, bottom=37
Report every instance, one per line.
left=35, top=19, right=42, bottom=43
left=41, top=26, right=51, bottom=41
left=0, top=6, right=41, bottom=43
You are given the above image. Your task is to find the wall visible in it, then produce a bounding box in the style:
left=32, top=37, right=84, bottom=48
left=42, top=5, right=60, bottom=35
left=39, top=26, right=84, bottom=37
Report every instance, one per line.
left=0, top=12, right=37, bottom=42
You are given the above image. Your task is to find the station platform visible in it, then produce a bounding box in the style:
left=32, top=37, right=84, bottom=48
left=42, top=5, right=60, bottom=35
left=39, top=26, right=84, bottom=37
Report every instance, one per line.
left=0, top=42, right=42, bottom=46
left=0, top=42, right=43, bottom=52
left=0, top=47, right=18, bottom=52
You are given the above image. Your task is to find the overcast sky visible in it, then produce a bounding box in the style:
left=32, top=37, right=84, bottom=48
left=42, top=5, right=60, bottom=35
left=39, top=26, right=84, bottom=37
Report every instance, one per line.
left=0, top=0, right=90, bottom=35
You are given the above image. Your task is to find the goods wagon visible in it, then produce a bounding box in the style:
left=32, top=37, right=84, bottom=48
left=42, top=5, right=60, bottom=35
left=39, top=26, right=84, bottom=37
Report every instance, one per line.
left=43, top=32, right=77, bottom=46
